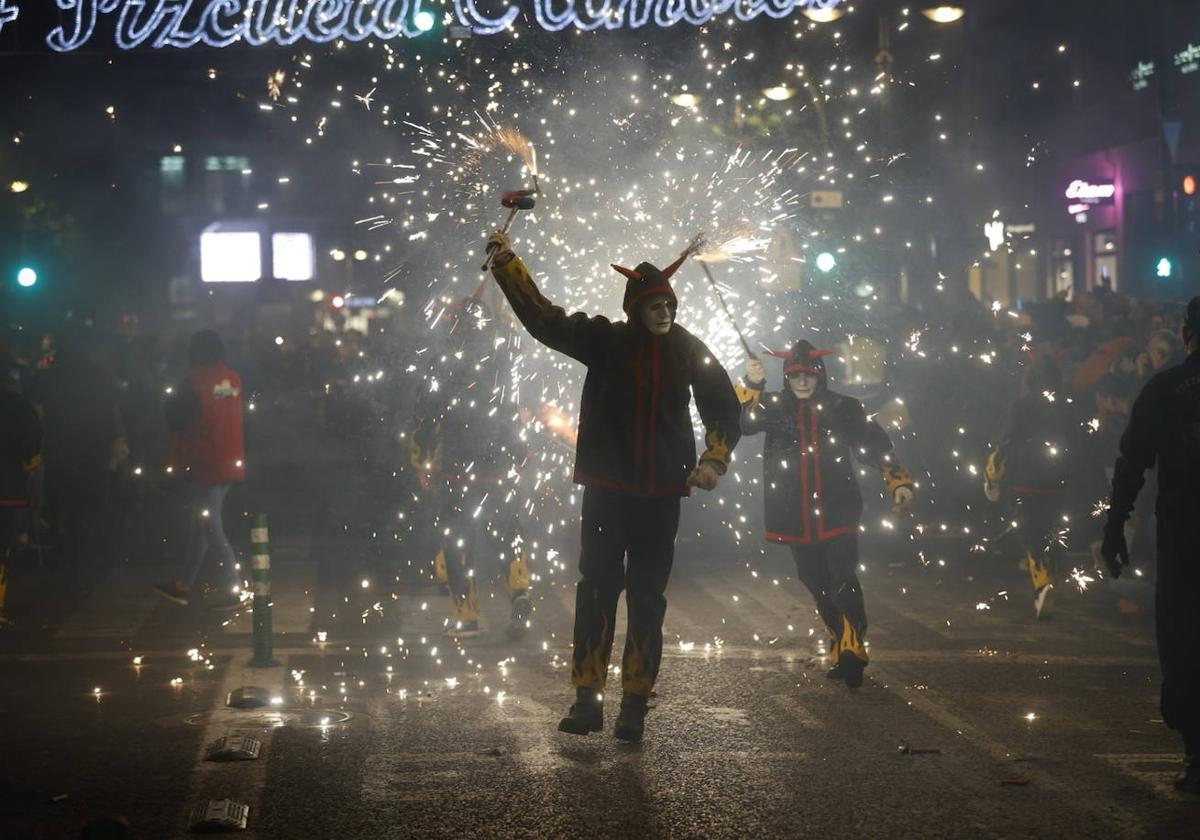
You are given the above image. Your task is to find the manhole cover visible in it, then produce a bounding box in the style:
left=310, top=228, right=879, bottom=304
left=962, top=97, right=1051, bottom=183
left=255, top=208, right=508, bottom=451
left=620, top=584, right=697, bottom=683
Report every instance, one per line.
left=185, top=708, right=352, bottom=728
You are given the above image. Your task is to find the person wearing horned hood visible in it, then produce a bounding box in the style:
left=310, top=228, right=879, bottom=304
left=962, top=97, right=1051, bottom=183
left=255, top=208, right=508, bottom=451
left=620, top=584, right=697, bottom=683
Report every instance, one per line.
left=485, top=229, right=741, bottom=742
left=740, top=340, right=914, bottom=687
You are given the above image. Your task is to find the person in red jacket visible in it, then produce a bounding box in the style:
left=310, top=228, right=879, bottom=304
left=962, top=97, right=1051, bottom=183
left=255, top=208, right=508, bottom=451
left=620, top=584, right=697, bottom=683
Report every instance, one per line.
left=154, top=330, right=246, bottom=611
left=486, top=229, right=742, bottom=743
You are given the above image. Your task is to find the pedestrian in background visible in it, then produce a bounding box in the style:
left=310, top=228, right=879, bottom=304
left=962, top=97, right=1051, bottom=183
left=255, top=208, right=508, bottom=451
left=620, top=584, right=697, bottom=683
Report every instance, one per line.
left=154, top=330, right=246, bottom=611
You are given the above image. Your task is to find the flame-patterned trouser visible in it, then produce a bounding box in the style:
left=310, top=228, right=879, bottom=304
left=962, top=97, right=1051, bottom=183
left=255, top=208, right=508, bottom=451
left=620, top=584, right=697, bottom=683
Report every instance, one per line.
left=437, top=484, right=525, bottom=616
left=790, top=535, right=867, bottom=643
left=571, top=486, right=681, bottom=698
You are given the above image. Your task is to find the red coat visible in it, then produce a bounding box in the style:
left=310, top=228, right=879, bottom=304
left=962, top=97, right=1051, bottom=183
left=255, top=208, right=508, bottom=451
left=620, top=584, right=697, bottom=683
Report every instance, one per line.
left=169, top=364, right=246, bottom=485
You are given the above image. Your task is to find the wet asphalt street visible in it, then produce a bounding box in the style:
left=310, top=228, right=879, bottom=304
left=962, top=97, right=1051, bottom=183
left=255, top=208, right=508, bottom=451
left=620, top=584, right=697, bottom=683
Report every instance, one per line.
left=0, top=447, right=1196, bottom=839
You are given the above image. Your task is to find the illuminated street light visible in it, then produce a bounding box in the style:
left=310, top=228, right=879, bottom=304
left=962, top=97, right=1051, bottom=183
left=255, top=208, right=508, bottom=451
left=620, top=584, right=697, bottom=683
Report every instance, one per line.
left=815, top=252, right=837, bottom=273
left=353, top=249, right=368, bottom=261
left=802, top=8, right=844, bottom=23
left=330, top=248, right=347, bottom=261
left=414, top=10, right=435, bottom=32
left=922, top=6, right=965, bottom=23
left=763, top=86, right=794, bottom=102
left=670, top=93, right=700, bottom=108
left=9, top=180, right=28, bottom=193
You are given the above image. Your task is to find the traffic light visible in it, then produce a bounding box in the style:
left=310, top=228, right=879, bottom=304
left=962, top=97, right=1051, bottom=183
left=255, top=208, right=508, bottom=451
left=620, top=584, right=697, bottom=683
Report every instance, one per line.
left=16, top=266, right=37, bottom=288
left=815, top=252, right=837, bottom=273
left=1184, top=175, right=1197, bottom=196
left=1156, top=256, right=1174, bottom=278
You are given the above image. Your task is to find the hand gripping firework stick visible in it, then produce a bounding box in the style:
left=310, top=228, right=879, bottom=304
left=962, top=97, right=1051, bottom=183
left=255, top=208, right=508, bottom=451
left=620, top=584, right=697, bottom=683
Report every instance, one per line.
left=481, top=189, right=538, bottom=271
left=695, top=248, right=758, bottom=361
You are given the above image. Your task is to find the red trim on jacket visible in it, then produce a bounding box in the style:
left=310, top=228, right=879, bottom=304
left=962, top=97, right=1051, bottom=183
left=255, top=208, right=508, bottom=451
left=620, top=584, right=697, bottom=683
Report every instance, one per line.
left=648, top=336, right=663, bottom=491
left=766, top=400, right=856, bottom=544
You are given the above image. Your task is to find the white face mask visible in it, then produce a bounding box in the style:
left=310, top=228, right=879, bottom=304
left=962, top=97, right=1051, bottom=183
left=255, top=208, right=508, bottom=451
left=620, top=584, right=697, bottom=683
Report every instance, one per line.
left=639, top=296, right=674, bottom=336
left=788, top=372, right=819, bottom=400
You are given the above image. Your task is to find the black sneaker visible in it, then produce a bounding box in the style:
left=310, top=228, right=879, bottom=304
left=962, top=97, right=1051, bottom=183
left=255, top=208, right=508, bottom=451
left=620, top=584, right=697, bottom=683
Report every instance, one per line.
left=1175, top=755, right=1200, bottom=795
left=506, top=593, right=532, bottom=640
left=840, top=651, right=867, bottom=688
left=825, top=660, right=846, bottom=682
left=614, top=693, right=648, bottom=743
left=557, top=689, right=603, bottom=735
left=154, top=582, right=190, bottom=606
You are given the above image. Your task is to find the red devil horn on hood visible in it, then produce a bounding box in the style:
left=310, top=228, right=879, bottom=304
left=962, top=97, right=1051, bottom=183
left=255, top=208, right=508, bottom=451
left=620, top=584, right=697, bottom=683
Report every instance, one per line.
left=661, top=250, right=689, bottom=280
left=610, top=264, right=642, bottom=281
left=809, top=349, right=835, bottom=358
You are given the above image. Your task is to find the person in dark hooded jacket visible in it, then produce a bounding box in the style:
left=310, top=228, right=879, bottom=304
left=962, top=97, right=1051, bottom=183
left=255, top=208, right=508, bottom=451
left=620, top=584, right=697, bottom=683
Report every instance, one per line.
left=1101, top=296, right=1200, bottom=794
left=410, top=295, right=532, bottom=641
left=485, top=228, right=741, bottom=743
left=740, top=340, right=914, bottom=687
left=984, top=354, right=1074, bottom=618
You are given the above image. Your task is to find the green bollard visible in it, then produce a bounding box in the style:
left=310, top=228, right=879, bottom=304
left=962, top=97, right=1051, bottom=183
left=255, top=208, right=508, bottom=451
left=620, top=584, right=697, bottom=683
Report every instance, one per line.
left=249, top=513, right=281, bottom=668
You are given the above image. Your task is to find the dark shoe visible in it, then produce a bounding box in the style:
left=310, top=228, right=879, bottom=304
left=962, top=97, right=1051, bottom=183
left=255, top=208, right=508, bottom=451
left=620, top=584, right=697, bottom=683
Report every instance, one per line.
left=506, top=593, right=531, bottom=640
left=840, top=651, right=867, bottom=688
left=445, top=620, right=480, bottom=639
left=154, top=582, right=190, bottom=606
left=1175, top=755, right=1200, bottom=794
left=557, top=688, right=603, bottom=735
left=208, top=591, right=247, bottom=612
left=614, top=693, right=648, bottom=743
left=825, top=660, right=846, bottom=682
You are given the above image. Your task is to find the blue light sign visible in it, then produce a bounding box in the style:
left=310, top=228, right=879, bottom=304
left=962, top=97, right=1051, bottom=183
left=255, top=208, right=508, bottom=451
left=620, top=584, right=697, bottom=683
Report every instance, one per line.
left=2, top=0, right=841, bottom=50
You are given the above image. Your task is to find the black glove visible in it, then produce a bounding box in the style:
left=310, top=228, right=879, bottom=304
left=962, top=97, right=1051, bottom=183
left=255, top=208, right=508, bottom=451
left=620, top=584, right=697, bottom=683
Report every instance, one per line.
left=1100, top=521, right=1130, bottom=578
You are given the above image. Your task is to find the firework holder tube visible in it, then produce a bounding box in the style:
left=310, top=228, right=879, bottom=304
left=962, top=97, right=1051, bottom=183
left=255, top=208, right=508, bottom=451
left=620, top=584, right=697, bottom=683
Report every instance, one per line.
left=250, top=513, right=280, bottom=668
left=481, top=190, right=537, bottom=271
left=698, top=259, right=758, bottom=360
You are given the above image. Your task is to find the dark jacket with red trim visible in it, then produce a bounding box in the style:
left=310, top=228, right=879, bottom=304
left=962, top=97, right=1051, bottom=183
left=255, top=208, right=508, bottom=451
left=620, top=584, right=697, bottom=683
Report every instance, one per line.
left=409, top=351, right=527, bottom=486
left=741, top=383, right=910, bottom=544
left=985, top=393, right=1072, bottom=497
left=490, top=251, right=741, bottom=496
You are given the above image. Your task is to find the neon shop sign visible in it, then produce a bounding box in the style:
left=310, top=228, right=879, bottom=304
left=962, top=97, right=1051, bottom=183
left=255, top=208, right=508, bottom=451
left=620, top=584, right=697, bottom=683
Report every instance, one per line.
left=1064, top=179, right=1115, bottom=215
left=28, top=0, right=843, bottom=51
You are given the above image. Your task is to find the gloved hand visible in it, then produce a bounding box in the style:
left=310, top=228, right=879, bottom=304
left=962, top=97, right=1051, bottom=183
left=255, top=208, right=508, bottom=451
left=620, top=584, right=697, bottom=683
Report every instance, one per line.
left=1100, top=521, right=1130, bottom=578
left=686, top=461, right=720, bottom=492
left=983, top=478, right=1000, bottom=503
left=745, top=357, right=766, bottom=386
left=486, top=229, right=513, bottom=257
left=892, top=485, right=914, bottom=513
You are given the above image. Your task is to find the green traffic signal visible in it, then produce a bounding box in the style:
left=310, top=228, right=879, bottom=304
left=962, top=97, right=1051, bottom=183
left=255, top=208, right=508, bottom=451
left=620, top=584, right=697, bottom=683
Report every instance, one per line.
left=815, top=252, right=837, bottom=273
left=16, top=266, right=37, bottom=288
left=1156, top=257, right=1173, bottom=279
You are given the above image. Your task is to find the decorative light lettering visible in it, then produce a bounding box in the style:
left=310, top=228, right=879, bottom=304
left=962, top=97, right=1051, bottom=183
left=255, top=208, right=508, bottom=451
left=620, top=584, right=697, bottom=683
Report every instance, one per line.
left=1064, top=179, right=1115, bottom=204
left=1130, top=59, right=1154, bottom=91
left=37, top=0, right=840, bottom=51
left=1175, top=42, right=1200, bottom=75
left=0, top=0, right=18, bottom=33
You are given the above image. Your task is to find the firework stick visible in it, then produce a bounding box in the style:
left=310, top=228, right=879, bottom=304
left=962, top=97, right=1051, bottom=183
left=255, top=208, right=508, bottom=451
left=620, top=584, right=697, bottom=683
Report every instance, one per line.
left=481, top=206, right=520, bottom=271
left=698, top=260, right=758, bottom=360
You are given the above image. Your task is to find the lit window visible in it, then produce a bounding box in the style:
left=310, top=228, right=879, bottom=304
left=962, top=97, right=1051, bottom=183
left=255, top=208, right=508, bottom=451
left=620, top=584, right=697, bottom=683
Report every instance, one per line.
left=272, top=233, right=314, bottom=281
left=201, top=231, right=261, bottom=283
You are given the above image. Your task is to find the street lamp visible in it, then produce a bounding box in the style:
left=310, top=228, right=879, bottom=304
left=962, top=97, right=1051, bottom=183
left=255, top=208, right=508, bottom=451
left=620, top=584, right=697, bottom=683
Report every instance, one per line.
left=922, top=6, right=965, bottom=23
left=670, top=93, right=700, bottom=108
left=763, top=86, right=795, bottom=102
left=9, top=180, right=28, bottom=193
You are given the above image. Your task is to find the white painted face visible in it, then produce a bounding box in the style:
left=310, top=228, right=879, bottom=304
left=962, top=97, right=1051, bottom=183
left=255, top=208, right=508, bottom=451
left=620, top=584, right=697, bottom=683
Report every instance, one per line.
left=639, top=295, right=674, bottom=336
left=787, top=372, right=819, bottom=400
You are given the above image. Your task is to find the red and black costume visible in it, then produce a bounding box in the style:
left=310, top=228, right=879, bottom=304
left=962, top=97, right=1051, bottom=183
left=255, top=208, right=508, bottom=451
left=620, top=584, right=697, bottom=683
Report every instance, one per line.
left=740, top=340, right=912, bottom=680
left=409, top=297, right=531, bottom=636
left=490, top=246, right=741, bottom=701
